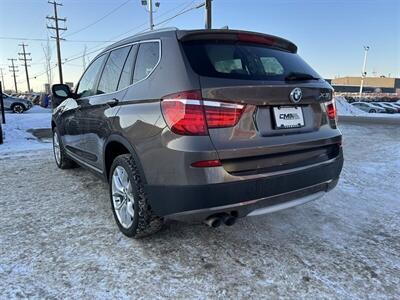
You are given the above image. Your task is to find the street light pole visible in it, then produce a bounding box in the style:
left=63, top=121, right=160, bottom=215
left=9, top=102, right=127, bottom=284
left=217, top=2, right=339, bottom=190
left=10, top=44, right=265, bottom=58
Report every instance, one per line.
left=148, top=0, right=154, bottom=30
left=359, top=46, right=370, bottom=96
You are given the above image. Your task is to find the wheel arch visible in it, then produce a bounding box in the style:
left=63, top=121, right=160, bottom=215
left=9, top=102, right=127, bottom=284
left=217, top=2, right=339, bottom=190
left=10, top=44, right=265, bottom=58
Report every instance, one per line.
left=103, top=134, right=147, bottom=184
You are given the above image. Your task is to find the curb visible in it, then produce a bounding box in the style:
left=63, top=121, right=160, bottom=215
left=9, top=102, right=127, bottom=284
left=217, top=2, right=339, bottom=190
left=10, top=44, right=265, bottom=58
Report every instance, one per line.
left=338, top=115, right=400, bottom=125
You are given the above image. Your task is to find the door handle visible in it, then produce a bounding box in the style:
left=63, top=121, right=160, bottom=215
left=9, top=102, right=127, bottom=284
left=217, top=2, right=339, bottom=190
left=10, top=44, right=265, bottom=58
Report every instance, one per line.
left=107, top=98, right=119, bottom=107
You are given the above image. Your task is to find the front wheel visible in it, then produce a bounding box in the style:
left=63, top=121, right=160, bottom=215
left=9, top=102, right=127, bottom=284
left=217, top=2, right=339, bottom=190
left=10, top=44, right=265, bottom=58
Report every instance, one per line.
left=12, top=104, right=25, bottom=113
left=53, top=129, right=76, bottom=169
left=109, top=154, right=163, bottom=238
left=369, top=109, right=376, bottom=113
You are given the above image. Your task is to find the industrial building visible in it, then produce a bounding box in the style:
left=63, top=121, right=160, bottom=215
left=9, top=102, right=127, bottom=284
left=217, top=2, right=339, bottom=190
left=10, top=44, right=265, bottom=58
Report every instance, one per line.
left=330, top=77, right=400, bottom=94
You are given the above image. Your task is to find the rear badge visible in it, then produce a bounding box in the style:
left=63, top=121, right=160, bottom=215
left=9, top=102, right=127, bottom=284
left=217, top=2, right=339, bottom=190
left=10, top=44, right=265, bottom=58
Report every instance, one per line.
left=289, top=88, right=302, bottom=103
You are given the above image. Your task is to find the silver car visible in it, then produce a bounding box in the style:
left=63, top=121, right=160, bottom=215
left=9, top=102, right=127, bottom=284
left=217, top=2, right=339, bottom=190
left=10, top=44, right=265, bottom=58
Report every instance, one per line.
left=351, top=102, right=385, bottom=113
left=1, top=93, right=33, bottom=113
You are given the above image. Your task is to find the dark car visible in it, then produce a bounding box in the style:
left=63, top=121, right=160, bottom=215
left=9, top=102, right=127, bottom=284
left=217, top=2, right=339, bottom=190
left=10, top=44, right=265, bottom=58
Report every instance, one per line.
left=371, top=103, right=397, bottom=114
left=1, top=93, right=33, bottom=113
left=51, top=28, right=343, bottom=238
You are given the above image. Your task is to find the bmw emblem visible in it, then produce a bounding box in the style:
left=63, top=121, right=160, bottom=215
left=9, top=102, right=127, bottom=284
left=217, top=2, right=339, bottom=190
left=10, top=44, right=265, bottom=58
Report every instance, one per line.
left=289, top=88, right=302, bottom=103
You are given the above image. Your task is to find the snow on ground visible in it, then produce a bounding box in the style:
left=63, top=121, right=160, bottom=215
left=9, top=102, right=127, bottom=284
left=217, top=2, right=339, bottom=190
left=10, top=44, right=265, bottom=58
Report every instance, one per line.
left=0, top=105, right=52, bottom=156
left=0, top=122, right=399, bottom=298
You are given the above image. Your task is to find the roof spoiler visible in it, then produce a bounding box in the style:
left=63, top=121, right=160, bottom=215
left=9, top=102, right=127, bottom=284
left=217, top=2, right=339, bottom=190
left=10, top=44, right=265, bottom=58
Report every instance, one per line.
left=177, top=29, right=297, bottom=53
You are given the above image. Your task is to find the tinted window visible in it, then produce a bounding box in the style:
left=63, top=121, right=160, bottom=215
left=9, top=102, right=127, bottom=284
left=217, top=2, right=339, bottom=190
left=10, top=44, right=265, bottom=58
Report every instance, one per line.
left=182, top=41, right=320, bottom=81
left=97, top=46, right=131, bottom=94
left=133, top=42, right=159, bottom=82
left=77, top=54, right=107, bottom=97
left=117, top=45, right=138, bottom=90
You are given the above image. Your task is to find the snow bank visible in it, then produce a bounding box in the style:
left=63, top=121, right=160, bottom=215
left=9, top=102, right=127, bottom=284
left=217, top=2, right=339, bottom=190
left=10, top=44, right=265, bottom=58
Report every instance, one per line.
left=335, top=96, right=366, bottom=116
left=335, top=96, right=400, bottom=120
left=0, top=105, right=52, bottom=156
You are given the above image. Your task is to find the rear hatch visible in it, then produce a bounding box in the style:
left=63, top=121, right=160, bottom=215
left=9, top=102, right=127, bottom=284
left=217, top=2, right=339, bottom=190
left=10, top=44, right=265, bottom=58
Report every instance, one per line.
left=179, top=30, right=341, bottom=175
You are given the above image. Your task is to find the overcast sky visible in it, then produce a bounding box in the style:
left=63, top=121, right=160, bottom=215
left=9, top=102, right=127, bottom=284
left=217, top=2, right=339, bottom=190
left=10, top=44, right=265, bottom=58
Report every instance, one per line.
left=0, top=0, right=399, bottom=92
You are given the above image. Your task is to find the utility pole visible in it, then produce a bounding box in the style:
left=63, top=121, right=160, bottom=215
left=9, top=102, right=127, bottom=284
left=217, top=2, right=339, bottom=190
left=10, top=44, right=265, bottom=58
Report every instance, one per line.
left=18, top=43, right=32, bottom=92
left=0, top=68, right=5, bottom=91
left=47, top=1, right=67, bottom=84
left=8, top=58, right=19, bottom=93
left=205, top=0, right=212, bottom=29
left=359, top=46, right=370, bottom=96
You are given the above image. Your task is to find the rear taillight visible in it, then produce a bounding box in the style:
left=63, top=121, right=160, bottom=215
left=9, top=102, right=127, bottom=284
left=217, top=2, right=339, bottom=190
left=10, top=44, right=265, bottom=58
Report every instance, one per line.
left=325, top=100, right=337, bottom=120
left=161, top=90, right=245, bottom=136
left=204, top=101, right=244, bottom=128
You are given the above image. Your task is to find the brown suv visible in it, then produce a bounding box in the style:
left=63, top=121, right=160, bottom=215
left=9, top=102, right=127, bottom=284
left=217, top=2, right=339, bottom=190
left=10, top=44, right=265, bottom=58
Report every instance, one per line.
left=51, top=28, right=343, bottom=238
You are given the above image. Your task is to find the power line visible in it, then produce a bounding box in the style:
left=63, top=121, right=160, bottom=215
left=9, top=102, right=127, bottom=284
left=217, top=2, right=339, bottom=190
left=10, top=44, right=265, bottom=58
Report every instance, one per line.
left=47, top=1, right=67, bottom=84
left=14, top=0, right=204, bottom=85
left=153, top=1, right=204, bottom=28
left=63, top=0, right=131, bottom=37
left=18, top=43, right=32, bottom=92
left=62, top=0, right=200, bottom=63
left=64, top=1, right=204, bottom=65
left=0, top=37, right=117, bottom=43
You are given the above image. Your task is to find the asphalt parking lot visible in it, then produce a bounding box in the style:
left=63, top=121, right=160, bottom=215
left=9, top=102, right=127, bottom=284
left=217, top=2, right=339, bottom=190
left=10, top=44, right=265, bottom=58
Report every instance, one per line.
left=0, top=123, right=399, bottom=299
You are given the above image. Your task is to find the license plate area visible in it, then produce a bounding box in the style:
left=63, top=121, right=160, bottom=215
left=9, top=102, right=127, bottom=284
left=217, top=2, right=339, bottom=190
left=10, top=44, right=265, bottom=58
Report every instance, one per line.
left=272, top=106, right=305, bottom=129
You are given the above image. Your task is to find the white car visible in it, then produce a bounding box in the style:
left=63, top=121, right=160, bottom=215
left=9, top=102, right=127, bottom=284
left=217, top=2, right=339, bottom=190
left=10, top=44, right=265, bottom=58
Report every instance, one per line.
left=351, top=102, right=385, bottom=113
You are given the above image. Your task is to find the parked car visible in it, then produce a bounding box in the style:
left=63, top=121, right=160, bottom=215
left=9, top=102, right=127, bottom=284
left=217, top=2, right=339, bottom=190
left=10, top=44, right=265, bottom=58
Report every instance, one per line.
left=1, top=92, right=33, bottom=113
left=382, top=102, right=400, bottom=113
left=389, top=102, right=400, bottom=109
left=371, top=103, right=397, bottom=114
left=351, top=102, right=385, bottom=113
left=51, top=28, right=343, bottom=238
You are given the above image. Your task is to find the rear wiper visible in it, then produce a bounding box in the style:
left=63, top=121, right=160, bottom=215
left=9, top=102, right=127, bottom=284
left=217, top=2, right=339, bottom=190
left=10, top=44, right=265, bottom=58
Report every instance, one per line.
left=285, top=72, right=320, bottom=81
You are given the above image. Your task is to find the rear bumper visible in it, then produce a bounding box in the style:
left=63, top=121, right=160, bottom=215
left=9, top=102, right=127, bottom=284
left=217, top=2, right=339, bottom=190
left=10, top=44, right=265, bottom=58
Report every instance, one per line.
left=145, top=150, right=343, bottom=217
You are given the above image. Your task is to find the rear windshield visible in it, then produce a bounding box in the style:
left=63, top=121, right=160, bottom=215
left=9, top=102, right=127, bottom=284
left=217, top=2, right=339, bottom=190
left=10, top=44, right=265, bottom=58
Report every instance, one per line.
left=182, top=40, right=320, bottom=81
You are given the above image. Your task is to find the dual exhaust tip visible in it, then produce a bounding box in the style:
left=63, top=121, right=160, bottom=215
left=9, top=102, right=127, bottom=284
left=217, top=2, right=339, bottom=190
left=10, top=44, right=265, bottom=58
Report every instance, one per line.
left=204, top=213, right=236, bottom=228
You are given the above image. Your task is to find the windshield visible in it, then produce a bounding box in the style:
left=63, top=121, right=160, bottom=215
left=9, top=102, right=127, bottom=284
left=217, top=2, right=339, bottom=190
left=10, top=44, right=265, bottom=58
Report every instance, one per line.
left=182, top=40, right=321, bottom=81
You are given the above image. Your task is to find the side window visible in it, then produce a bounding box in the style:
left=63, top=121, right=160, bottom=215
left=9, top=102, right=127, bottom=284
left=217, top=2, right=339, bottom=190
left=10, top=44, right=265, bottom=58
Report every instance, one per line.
left=97, top=46, right=131, bottom=94
left=133, top=42, right=160, bottom=83
left=117, top=44, right=138, bottom=90
left=76, top=54, right=107, bottom=98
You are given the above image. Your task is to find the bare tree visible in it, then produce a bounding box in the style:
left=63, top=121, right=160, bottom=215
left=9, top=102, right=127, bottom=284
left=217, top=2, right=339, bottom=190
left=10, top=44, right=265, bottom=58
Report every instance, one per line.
left=82, top=45, right=87, bottom=73
left=42, top=38, right=53, bottom=92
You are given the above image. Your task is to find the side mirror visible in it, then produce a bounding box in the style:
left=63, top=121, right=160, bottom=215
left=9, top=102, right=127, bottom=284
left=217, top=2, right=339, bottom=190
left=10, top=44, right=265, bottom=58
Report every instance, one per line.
left=51, top=84, right=73, bottom=108
left=52, top=84, right=71, bottom=98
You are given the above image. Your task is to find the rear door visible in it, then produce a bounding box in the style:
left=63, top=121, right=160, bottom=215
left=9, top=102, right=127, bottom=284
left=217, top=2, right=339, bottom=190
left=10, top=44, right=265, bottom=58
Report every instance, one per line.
left=181, top=34, right=340, bottom=174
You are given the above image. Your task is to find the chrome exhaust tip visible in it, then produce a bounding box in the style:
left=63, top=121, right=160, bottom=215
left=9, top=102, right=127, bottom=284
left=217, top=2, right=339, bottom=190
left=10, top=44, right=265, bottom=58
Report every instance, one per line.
left=203, top=216, right=222, bottom=228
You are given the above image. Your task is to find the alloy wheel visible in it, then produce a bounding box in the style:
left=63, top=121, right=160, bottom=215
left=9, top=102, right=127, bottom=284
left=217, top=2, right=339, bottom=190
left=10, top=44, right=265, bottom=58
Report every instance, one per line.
left=111, top=166, right=135, bottom=229
left=53, top=131, right=61, bottom=165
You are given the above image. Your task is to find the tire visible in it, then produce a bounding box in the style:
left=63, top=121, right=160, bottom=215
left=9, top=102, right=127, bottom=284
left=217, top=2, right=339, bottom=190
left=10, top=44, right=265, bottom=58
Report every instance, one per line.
left=369, top=109, right=376, bottom=113
left=52, top=128, right=76, bottom=169
left=11, top=103, right=25, bottom=113
left=109, top=154, right=163, bottom=238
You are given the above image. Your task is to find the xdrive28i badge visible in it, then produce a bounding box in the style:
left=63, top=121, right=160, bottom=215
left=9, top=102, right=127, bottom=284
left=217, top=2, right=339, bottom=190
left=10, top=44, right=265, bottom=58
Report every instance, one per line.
left=289, top=88, right=302, bottom=103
